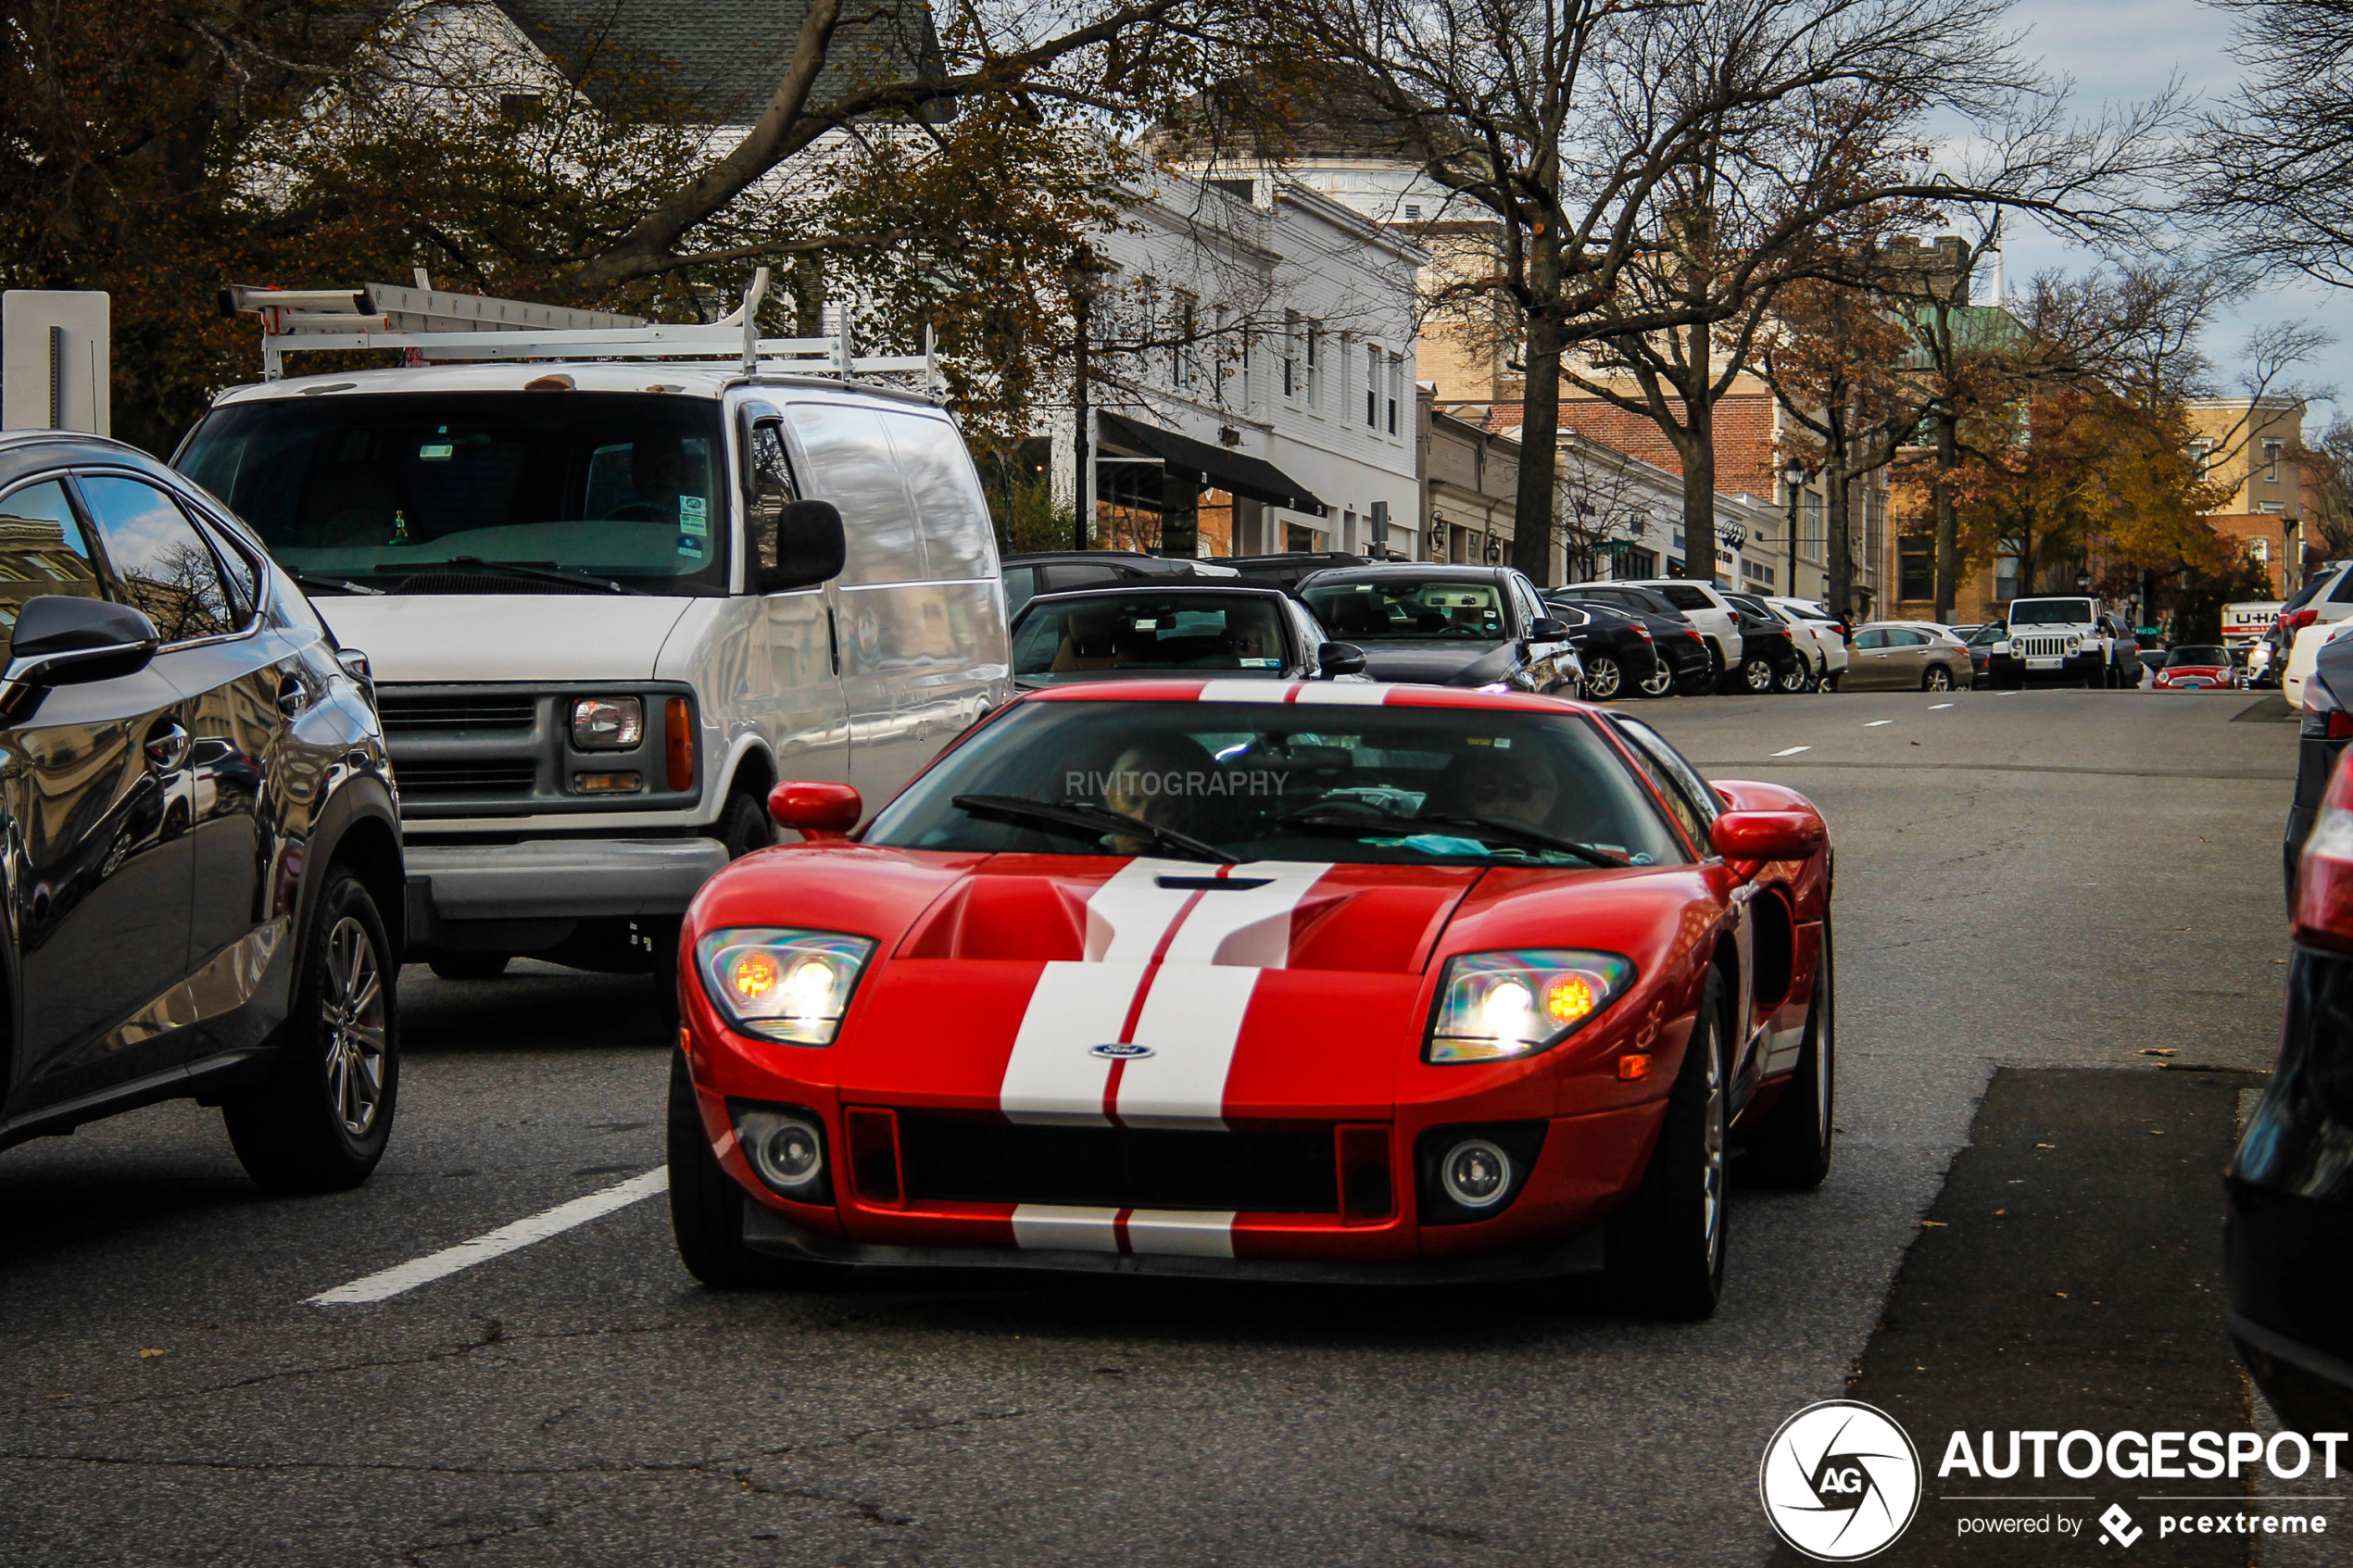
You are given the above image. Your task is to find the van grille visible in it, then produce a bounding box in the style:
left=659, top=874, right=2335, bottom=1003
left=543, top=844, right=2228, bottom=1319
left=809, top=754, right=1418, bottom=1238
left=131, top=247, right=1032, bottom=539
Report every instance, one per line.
left=395, top=760, right=538, bottom=796
left=899, top=1118, right=1340, bottom=1212
left=378, top=695, right=538, bottom=734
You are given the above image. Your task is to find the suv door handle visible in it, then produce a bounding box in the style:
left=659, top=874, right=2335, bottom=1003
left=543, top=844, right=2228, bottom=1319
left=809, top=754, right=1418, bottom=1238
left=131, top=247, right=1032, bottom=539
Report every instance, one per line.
left=145, top=721, right=190, bottom=772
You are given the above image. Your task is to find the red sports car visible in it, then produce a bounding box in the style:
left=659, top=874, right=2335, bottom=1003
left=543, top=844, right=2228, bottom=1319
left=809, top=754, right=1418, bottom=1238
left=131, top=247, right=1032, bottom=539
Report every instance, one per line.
left=668, top=682, right=1834, bottom=1320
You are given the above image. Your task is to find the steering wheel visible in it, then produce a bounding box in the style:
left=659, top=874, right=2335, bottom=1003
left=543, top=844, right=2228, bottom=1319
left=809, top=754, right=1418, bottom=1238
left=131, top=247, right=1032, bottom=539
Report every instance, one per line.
left=600, top=502, right=667, bottom=522
left=1439, top=623, right=1489, bottom=639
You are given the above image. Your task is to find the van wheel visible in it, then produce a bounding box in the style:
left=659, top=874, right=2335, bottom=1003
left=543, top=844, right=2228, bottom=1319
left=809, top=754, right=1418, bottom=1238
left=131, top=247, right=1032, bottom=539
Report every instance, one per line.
left=712, top=790, right=774, bottom=860
left=667, top=1050, right=849, bottom=1289
left=1605, top=968, right=1730, bottom=1319
left=223, top=867, right=398, bottom=1193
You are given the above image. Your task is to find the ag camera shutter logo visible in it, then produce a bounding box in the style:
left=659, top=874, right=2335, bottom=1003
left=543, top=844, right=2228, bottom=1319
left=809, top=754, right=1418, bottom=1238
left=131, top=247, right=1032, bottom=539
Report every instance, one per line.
left=1760, top=1400, right=1923, bottom=1561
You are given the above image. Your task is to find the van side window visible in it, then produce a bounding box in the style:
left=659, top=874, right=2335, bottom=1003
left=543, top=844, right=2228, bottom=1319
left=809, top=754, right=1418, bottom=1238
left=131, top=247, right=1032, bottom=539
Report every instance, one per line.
left=786, top=403, right=925, bottom=585
left=882, top=413, right=996, bottom=581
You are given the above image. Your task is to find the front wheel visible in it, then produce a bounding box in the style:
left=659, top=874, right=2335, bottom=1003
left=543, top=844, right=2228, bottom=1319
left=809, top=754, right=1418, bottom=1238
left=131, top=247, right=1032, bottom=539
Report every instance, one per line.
left=1637, top=660, right=1676, bottom=698
left=667, top=1050, right=849, bottom=1289
left=1583, top=654, right=1623, bottom=700
left=1777, top=659, right=1814, bottom=694
left=1605, top=969, right=1730, bottom=1319
left=1735, top=654, right=1777, bottom=694
left=223, top=867, right=399, bottom=1193
left=1922, top=664, right=1954, bottom=692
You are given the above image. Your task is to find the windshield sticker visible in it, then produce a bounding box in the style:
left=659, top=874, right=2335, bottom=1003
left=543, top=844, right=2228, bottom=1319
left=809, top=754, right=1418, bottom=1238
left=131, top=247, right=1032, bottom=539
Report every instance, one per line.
left=676, top=534, right=706, bottom=559
left=1241, top=657, right=1280, bottom=668
left=679, top=496, right=708, bottom=534
left=418, top=444, right=454, bottom=461
left=1466, top=737, right=1512, bottom=749
left=1133, top=619, right=1158, bottom=630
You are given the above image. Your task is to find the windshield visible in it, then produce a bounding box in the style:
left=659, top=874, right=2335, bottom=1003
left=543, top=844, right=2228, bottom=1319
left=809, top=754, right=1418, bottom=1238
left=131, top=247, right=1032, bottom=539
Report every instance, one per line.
left=864, top=699, right=1692, bottom=867
left=1300, top=578, right=1507, bottom=643
left=1012, top=594, right=1290, bottom=682
left=177, top=391, right=729, bottom=594
left=1967, top=624, right=2005, bottom=646
left=2008, top=599, right=2095, bottom=626
left=2167, top=646, right=2230, bottom=666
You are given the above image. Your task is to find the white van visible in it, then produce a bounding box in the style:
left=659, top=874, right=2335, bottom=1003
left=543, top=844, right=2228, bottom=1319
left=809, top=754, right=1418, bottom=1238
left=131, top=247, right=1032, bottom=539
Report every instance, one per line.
left=175, top=282, right=1009, bottom=984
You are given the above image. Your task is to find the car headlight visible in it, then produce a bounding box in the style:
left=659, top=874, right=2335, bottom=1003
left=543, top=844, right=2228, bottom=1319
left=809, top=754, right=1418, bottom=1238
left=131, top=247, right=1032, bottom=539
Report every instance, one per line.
left=572, top=695, right=644, bottom=749
left=696, top=927, right=876, bottom=1044
left=1427, top=949, right=1635, bottom=1063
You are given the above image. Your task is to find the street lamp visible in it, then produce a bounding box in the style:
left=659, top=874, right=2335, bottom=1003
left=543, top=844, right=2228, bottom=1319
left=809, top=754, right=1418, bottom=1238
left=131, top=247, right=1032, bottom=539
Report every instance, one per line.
left=2075, top=568, right=2092, bottom=594
left=1781, top=458, right=1806, bottom=600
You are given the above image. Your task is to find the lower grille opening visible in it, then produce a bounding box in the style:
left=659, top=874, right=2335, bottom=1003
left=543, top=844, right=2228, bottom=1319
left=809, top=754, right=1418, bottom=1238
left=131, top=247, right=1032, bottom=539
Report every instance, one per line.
left=900, top=1118, right=1340, bottom=1213
left=396, top=760, right=537, bottom=796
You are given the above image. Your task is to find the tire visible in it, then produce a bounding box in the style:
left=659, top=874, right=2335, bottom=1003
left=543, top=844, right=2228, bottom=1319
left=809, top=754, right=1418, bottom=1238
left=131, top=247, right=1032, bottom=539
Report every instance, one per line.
left=429, top=952, right=510, bottom=982
left=1922, top=664, right=1954, bottom=692
left=1605, top=968, right=1730, bottom=1320
left=1735, top=654, right=1776, bottom=694
left=1822, top=669, right=1843, bottom=692
left=1743, top=914, right=1835, bottom=1190
left=711, top=789, right=774, bottom=860
left=1678, top=655, right=1718, bottom=697
left=1776, top=659, right=1813, bottom=694
left=1637, top=660, right=1676, bottom=698
left=222, top=866, right=398, bottom=1194
left=1584, top=654, right=1624, bottom=700
left=666, top=1050, right=849, bottom=1289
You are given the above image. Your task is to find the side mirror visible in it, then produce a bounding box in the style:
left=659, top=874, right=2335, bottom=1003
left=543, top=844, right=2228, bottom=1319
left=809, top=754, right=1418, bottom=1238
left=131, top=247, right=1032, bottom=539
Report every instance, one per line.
left=6, top=593, right=157, bottom=687
left=768, top=779, right=862, bottom=841
left=1708, top=809, right=1824, bottom=864
left=1317, top=641, right=1367, bottom=678
left=1528, top=617, right=1570, bottom=641
left=758, top=499, right=847, bottom=595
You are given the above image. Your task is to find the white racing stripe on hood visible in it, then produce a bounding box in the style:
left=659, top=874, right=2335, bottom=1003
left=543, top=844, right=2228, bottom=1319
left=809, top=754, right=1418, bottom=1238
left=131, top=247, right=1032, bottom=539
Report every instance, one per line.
left=1116, top=964, right=1259, bottom=1129
left=1085, top=858, right=1206, bottom=960
left=1160, top=861, right=1328, bottom=968
left=1291, top=683, right=1392, bottom=705
left=1198, top=679, right=1296, bottom=703
left=1000, top=962, right=1141, bottom=1125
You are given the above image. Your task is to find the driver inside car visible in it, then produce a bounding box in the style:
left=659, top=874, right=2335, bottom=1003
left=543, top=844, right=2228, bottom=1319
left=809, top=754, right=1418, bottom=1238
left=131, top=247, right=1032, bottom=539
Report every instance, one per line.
left=621, top=436, right=686, bottom=521
left=1433, top=746, right=1560, bottom=831
left=1097, top=734, right=1219, bottom=855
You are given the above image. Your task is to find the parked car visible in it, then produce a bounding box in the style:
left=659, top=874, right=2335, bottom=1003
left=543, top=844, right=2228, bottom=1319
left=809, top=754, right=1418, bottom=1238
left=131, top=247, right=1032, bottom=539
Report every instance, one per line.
left=1561, top=584, right=1720, bottom=696
left=1964, top=622, right=2005, bottom=689
left=1004, top=550, right=1239, bottom=618
left=1712, top=595, right=1805, bottom=694
left=1726, top=591, right=1838, bottom=693
left=2151, top=645, right=2235, bottom=692
left=2254, top=562, right=2353, bottom=691
left=1845, top=621, right=1971, bottom=691
left=2233, top=750, right=2353, bottom=1430
left=1980, top=596, right=2142, bottom=689
left=179, top=343, right=1011, bottom=995
left=1769, top=596, right=1852, bottom=642
left=1296, top=565, right=1584, bottom=696
left=0, top=433, right=405, bottom=1190
left=2282, top=627, right=2353, bottom=904
left=2284, top=619, right=2353, bottom=710
left=1536, top=597, right=1665, bottom=700
left=1613, top=578, right=1744, bottom=677
left=1221, top=551, right=1374, bottom=592
left=1764, top=596, right=1853, bottom=690
left=1008, top=585, right=1363, bottom=688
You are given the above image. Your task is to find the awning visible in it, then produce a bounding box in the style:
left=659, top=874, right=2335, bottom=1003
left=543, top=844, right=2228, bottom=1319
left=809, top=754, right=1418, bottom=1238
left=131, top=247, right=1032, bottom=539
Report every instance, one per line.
left=1097, top=412, right=1329, bottom=517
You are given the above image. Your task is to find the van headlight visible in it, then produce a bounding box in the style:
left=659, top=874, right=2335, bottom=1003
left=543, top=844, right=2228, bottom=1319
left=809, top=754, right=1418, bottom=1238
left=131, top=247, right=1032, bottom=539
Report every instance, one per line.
left=1427, top=949, right=1635, bottom=1062
left=696, top=928, right=875, bottom=1044
left=572, top=696, right=644, bottom=748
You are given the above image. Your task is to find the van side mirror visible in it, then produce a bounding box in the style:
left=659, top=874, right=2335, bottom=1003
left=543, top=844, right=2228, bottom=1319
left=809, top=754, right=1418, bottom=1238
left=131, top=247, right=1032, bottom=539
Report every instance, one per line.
left=768, top=779, right=862, bottom=841
left=759, top=500, right=847, bottom=594
left=1317, top=641, right=1366, bottom=677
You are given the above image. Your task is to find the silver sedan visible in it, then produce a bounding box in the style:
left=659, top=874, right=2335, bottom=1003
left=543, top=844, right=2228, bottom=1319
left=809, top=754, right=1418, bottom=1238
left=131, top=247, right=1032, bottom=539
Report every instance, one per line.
left=1844, top=621, right=1972, bottom=692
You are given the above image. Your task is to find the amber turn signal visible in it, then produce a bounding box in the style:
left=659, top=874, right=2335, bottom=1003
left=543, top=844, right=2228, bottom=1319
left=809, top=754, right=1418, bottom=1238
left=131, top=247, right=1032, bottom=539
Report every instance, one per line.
left=665, top=697, right=694, bottom=791
left=1617, top=1055, right=1652, bottom=1081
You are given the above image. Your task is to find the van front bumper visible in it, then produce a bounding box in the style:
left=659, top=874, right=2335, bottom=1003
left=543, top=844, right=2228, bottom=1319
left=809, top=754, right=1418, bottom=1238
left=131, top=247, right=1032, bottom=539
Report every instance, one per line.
left=406, top=837, right=731, bottom=937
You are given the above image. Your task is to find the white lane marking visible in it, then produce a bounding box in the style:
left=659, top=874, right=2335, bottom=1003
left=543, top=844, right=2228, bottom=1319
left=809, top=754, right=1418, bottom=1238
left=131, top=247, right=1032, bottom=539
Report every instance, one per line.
left=1929, top=702, right=1955, bottom=710
left=1126, top=1210, right=1236, bottom=1257
left=1771, top=745, right=1812, bottom=757
left=1864, top=720, right=1895, bottom=727
left=1012, top=1205, right=1123, bottom=1251
left=308, top=1168, right=669, bottom=1305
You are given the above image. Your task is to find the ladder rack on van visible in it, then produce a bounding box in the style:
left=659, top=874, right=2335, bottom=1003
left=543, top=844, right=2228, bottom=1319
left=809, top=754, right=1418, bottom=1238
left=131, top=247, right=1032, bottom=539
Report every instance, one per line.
left=220, top=269, right=937, bottom=388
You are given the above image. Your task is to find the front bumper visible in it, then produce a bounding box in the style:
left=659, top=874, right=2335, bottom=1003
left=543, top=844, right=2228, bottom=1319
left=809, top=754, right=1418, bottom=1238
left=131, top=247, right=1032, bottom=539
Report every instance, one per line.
left=408, top=836, right=730, bottom=931
left=1987, top=651, right=2104, bottom=684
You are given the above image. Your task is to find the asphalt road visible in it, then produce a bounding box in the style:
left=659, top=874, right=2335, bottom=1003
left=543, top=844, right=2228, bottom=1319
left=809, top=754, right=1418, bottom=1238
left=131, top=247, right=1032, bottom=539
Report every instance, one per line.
left=0, top=686, right=2306, bottom=1567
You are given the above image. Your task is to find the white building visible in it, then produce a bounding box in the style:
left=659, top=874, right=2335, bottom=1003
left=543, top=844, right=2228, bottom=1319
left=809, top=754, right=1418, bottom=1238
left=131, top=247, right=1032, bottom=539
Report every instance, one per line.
left=1058, top=171, right=1428, bottom=559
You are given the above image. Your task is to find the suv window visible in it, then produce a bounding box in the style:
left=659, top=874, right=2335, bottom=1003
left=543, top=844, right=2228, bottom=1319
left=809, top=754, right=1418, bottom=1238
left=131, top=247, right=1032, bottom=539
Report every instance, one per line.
left=2328, top=569, right=2353, bottom=606
left=0, top=480, right=105, bottom=659
left=1655, top=584, right=1714, bottom=611
left=77, top=475, right=241, bottom=644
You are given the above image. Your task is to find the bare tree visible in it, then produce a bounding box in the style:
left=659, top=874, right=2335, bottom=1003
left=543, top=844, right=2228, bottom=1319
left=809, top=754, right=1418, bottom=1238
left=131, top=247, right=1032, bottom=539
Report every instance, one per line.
left=2190, top=0, right=2353, bottom=291
left=1277, top=0, right=2178, bottom=584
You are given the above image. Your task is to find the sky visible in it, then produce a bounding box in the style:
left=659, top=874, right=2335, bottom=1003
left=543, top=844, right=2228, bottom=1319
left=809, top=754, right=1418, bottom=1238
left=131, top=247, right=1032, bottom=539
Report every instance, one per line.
left=1994, top=0, right=2353, bottom=424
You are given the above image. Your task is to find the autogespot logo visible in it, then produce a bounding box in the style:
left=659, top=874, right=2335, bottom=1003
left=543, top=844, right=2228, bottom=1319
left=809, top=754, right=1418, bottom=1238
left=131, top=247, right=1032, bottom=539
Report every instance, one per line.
left=1760, top=1400, right=1924, bottom=1562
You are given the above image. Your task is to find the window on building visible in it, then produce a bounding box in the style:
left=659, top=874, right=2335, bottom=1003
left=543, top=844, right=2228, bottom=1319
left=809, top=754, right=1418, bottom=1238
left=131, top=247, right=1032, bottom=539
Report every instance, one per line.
left=1365, top=344, right=1379, bottom=429
left=1238, top=325, right=1254, bottom=410
left=1282, top=312, right=1298, bottom=399
left=1403, top=203, right=1422, bottom=220
left=2189, top=439, right=2214, bottom=478
left=1742, top=559, right=1776, bottom=589
left=1803, top=491, right=1823, bottom=560
left=2265, top=439, right=2285, bottom=482
left=1898, top=534, right=1933, bottom=600
left=1209, top=178, right=1254, bottom=203
left=1173, top=295, right=1197, bottom=389
left=1387, top=355, right=1403, bottom=435
left=2251, top=535, right=2272, bottom=565
left=1304, top=322, right=1321, bottom=408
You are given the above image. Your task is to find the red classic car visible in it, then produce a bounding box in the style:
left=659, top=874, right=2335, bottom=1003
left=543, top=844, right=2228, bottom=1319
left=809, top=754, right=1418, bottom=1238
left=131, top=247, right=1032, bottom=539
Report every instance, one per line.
left=667, top=681, right=1834, bottom=1320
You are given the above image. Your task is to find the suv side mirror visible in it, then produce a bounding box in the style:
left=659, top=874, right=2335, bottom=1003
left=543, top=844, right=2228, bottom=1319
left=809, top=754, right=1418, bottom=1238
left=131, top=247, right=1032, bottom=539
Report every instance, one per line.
left=0, top=597, right=160, bottom=723
left=1317, top=641, right=1367, bottom=677
left=759, top=500, right=847, bottom=594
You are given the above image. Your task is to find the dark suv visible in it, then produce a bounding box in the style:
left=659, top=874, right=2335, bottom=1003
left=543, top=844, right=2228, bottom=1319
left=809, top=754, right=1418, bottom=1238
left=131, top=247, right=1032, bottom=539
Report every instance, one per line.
left=0, top=435, right=405, bottom=1191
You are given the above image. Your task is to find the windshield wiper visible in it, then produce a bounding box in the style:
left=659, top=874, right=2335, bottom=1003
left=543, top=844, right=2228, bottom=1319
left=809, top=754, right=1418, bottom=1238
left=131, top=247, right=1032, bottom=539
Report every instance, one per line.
left=373, top=556, right=639, bottom=596
left=292, top=572, right=384, bottom=596
left=951, top=794, right=1239, bottom=865
left=1278, top=806, right=1628, bottom=868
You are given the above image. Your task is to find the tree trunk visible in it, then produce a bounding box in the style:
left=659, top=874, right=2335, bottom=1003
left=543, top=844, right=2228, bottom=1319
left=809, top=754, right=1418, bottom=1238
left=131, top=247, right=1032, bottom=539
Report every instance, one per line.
left=1933, top=409, right=1959, bottom=622
left=1680, top=320, right=1719, bottom=584
left=1513, top=307, right=1565, bottom=586
left=1828, top=469, right=1853, bottom=619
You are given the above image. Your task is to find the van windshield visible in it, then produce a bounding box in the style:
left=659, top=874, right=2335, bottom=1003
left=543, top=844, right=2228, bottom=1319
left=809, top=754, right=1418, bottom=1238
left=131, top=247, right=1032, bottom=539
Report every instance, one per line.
left=176, top=391, right=730, bottom=595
